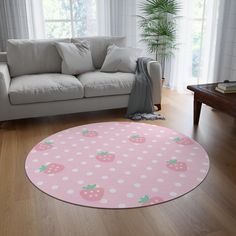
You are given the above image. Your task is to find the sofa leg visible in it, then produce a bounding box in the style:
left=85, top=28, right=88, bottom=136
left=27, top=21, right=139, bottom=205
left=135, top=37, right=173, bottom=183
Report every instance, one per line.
left=154, top=104, right=161, bottom=111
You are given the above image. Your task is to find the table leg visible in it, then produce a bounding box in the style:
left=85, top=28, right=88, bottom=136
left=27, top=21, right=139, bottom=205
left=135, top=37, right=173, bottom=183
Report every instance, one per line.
left=194, top=98, right=202, bottom=125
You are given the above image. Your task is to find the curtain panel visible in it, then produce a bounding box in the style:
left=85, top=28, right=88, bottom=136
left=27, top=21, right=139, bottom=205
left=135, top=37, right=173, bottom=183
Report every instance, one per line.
left=166, top=0, right=225, bottom=91
left=217, top=0, right=236, bottom=82
left=26, top=0, right=45, bottom=39
left=0, top=0, right=29, bottom=51
left=97, top=0, right=137, bottom=47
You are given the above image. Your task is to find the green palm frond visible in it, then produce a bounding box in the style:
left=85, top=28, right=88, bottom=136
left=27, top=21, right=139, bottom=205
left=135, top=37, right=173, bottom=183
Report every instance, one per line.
left=140, top=0, right=181, bottom=15
left=137, top=0, right=181, bottom=66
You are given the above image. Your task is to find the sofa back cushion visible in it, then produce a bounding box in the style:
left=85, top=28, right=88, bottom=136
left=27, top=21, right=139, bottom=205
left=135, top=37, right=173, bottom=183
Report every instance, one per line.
left=7, top=38, right=70, bottom=77
left=71, top=36, right=126, bottom=69
left=55, top=41, right=95, bottom=75
left=101, top=45, right=141, bottom=73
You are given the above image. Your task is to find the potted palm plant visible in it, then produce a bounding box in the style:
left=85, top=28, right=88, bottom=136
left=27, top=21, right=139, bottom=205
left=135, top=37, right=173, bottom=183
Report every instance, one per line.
left=138, top=0, right=181, bottom=82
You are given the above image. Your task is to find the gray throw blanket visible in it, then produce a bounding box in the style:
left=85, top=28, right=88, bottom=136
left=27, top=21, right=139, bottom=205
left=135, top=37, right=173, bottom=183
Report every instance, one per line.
left=126, top=57, right=165, bottom=121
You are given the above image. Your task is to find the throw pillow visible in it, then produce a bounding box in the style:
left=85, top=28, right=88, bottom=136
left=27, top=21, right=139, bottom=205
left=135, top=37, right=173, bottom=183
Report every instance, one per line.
left=55, top=41, right=95, bottom=75
left=100, top=44, right=141, bottom=73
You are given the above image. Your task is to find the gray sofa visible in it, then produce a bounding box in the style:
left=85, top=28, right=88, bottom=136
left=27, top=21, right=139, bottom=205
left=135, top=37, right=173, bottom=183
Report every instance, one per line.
left=0, top=36, right=162, bottom=122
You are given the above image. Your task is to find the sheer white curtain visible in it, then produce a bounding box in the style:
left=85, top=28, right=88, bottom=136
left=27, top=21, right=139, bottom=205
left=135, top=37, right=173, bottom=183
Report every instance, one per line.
left=0, top=0, right=29, bottom=51
left=97, top=0, right=137, bottom=47
left=214, top=0, right=234, bottom=83
left=166, top=0, right=194, bottom=91
left=167, top=0, right=225, bottom=91
left=199, top=0, right=225, bottom=84
left=26, top=0, right=45, bottom=39
left=96, top=0, right=111, bottom=35
left=0, top=0, right=45, bottom=49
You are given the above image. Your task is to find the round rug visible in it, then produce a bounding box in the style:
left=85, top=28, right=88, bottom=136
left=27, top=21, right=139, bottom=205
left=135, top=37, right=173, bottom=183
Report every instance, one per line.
left=25, top=122, right=209, bottom=209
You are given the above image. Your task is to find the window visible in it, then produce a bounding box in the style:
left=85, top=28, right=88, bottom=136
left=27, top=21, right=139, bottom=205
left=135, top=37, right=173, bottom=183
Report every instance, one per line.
left=42, top=0, right=97, bottom=38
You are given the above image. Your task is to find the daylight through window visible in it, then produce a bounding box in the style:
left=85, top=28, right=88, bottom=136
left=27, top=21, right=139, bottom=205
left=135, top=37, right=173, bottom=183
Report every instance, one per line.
left=42, top=0, right=97, bottom=38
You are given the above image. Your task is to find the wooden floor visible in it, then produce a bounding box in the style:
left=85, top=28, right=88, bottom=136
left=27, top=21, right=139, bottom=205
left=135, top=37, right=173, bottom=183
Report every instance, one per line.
left=0, top=88, right=236, bottom=236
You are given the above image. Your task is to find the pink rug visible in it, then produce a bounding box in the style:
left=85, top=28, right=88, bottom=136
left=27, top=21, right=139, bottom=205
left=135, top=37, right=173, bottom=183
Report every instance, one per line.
left=25, top=122, right=209, bottom=209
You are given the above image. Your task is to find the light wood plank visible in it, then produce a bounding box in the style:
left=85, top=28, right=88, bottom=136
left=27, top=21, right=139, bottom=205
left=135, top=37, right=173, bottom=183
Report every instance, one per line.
left=0, top=88, right=236, bottom=236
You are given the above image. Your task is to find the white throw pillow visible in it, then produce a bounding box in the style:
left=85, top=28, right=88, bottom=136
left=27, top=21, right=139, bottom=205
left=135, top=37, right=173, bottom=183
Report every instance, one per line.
left=100, top=44, right=141, bottom=73
left=55, top=41, right=95, bottom=75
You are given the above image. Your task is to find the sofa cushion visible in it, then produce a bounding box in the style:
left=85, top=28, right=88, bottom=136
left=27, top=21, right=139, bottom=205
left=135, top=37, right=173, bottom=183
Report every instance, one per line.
left=72, top=36, right=126, bottom=69
left=77, top=71, right=135, bottom=98
left=9, top=74, right=84, bottom=105
left=55, top=41, right=95, bottom=75
left=101, top=44, right=141, bottom=73
left=7, top=38, right=70, bottom=77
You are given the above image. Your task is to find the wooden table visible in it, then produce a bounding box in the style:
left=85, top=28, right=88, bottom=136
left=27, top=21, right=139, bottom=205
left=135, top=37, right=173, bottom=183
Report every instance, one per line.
left=187, top=83, right=236, bottom=125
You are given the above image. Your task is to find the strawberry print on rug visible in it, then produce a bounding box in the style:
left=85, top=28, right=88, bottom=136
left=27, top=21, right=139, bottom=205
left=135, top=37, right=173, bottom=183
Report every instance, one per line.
left=25, top=122, right=210, bottom=209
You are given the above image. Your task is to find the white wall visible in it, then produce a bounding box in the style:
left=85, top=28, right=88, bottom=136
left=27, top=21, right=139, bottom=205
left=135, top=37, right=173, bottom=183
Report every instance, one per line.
left=218, top=0, right=236, bottom=82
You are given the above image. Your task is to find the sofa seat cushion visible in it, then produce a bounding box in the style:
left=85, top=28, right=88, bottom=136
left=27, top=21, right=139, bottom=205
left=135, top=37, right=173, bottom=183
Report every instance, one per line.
left=77, top=71, right=135, bottom=98
left=9, top=74, right=84, bottom=105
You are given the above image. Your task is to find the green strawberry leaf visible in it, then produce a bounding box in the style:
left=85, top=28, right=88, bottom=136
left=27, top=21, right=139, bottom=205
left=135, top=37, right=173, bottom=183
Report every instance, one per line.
left=167, top=159, right=177, bottom=164
left=131, top=134, right=139, bottom=138
left=174, top=137, right=181, bottom=142
left=45, top=140, right=53, bottom=145
left=82, top=128, right=88, bottom=134
left=97, top=151, right=109, bottom=155
left=83, top=184, right=97, bottom=190
left=39, top=165, right=47, bottom=172
left=139, top=195, right=150, bottom=203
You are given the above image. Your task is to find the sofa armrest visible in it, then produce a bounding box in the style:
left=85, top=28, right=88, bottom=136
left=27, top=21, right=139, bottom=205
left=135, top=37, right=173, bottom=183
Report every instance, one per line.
left=0, top=52, right=7, bottom=62
left=0, top=63, right=11, bottom=97
left=147, top=60, right=162, bottom=108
